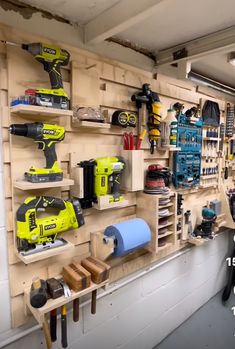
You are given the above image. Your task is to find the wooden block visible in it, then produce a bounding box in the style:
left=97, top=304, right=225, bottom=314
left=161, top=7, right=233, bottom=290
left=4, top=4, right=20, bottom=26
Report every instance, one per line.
left=71, top=60, right=100, bottom=108
left=71, top=120, right=111, bottom=129
left=1, top=106, right=10, bottom=127
left=11, top=294, right=30, bottom=328
left=94, top=196, right=129, bottom=210
left=81, top=256, right=110, bottom=283
left=70, top=166, right=84, bottom=198
left=90, top=231, right=114, bottom=261
left=62, top=263, right=91, bottom=292
left=0, top=67, right=7, bottom=90
left=121, top=150, right=144, bottom=191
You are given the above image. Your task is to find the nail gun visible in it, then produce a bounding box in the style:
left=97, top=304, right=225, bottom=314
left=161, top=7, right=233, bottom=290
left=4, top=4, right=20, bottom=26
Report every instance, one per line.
left=16, top=196, right=84, bottom=255
left=94, top=157, right=125, bottom=203
left=1, top=40, right=70, bottom=109
left=9, top=122, right=64, bottom=183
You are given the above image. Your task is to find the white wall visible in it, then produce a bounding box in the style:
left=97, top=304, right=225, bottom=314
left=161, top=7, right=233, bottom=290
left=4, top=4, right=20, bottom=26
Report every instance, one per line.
left=0, top=231, right=230, bottom=349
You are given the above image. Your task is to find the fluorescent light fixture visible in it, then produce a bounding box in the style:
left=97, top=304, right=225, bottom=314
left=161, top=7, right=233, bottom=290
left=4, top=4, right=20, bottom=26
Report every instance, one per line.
left=228, top=52, right=235, bottom=66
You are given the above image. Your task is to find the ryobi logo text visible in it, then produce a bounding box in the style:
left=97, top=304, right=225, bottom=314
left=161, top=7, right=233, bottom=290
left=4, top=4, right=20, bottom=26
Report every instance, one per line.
left=43, top=47, right=56, bottom=55
left=43, top=130, right=55, bottom=135
left=44, top=223, right=56, bottom=230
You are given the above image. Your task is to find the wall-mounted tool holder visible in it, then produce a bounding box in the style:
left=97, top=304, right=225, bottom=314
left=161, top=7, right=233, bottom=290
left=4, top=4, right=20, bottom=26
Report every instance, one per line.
left=24, top=278, right=109, bottom=324
left=121, top=150, right=144, bottom=191
left=136, top=192, right=177, bottom=253
left=9, top=105, right=78, bottom=265
left=200, top=125, right=221, bottom=189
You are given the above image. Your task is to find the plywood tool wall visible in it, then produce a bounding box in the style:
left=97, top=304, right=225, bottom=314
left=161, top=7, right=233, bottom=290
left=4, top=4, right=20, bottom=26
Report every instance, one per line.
left=0, top=23, right=234, bottom=328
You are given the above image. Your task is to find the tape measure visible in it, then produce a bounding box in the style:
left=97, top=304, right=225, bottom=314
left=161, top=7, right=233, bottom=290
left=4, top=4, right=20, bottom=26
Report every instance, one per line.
left=111, top=110, right=137, bottom=128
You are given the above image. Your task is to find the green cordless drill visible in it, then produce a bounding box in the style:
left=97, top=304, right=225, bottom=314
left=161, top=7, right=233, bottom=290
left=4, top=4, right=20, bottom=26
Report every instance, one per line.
left=9, top=122, right=65, bottom=183
left=1, top=41, right=70, bottom=109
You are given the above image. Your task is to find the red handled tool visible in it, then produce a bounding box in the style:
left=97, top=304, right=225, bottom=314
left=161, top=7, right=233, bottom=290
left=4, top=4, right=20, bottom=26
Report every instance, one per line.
left=123, top=132, right=134, bottom=150
left=136, top=129, right=147, bottom=150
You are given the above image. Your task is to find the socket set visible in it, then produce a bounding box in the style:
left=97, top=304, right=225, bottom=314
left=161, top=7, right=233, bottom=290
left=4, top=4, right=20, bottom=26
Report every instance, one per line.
left=177, top=123, right=202, bottom=152
left=173, top=152, right=201, bottom=188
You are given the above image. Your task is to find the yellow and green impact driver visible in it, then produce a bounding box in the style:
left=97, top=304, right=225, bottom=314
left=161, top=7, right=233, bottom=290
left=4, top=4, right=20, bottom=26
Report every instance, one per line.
left=94, top=156, right=125, bottom=203
left=16, top=196, right=84, bottom=254
left=9, top=122, right=65, bottom=183
left=1, top=41, right=70, bottom=109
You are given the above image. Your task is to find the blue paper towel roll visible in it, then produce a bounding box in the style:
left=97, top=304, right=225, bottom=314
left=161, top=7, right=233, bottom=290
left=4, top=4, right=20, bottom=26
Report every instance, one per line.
left=104, top=218, right=151, bottom=257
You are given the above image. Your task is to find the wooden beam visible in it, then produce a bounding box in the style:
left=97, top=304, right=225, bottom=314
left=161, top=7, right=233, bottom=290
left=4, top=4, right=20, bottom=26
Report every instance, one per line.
left=84, top=0, right=164, bottom=44
left=156, top=26, right=235, bottom=67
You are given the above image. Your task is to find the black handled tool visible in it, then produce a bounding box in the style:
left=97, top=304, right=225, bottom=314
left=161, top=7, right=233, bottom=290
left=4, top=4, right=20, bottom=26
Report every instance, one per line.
left=61, top=304, right=68, bottom=348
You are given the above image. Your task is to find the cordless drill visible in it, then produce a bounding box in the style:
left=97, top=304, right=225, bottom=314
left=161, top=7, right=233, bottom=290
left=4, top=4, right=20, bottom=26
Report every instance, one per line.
left=1, top=41, right=70, bottom=109
left=9, top=122, right=65, bottom=183
left=94, top=157, right=125, bottom=203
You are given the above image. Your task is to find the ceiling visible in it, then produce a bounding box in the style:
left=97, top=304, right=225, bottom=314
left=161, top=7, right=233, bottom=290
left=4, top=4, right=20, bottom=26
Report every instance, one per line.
left=19, top=0, right=235, bottom=88
left=21, top=0, right=121, bottom=25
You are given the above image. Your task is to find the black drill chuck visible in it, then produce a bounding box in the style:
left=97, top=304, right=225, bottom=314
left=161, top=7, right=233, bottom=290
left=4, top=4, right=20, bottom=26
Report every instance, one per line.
left=9, top=124, right=28, bottom=137
left=9, top=123, right=43, bottom=139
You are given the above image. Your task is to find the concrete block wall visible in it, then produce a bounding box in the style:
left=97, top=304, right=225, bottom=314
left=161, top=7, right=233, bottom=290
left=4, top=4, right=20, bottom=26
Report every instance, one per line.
left=1, top=231, right=230, bottom=349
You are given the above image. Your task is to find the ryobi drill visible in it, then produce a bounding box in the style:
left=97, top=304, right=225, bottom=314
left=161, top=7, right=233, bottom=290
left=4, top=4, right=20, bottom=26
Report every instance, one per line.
left=16, top=196, right=84, bottom=254
left=94, top=157, right=125, bottom=203
left=2, top=41, right=70, bottom=109
left=9, top=122, right=64, bottom=183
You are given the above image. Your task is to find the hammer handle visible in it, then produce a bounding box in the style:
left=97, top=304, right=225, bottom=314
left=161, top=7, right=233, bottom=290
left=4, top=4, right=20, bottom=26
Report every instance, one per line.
left=91, top=289, right=97, bottom=314
left=73, top=298, right=80, bottom=322
left=61, top=305, right=68, bottom=348
left=50, top=309, right=57, bottom=342
left=42, top=314, right=52, bottom=349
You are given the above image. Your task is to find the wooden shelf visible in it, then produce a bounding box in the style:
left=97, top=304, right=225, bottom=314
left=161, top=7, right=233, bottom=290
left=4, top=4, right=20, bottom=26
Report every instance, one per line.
left=25, top=279, right=108, bottom=324
left=158, top=242, right=173, bottom=251
left=10, top=105, right=73, bottom=117
left=158, top=230, right=173, bottom=239
left=188, top=237, right=211, bottom=246
left=72, top=120, right=111, bottom=129
left=158, top=222, right=173, bottom=229
left=16, top=240, right=74, bottom=264
left=159, top=203, right=173, bottom=208
left=159, top=147, right=181, bottom=152
left=93, top=198, right=130, bottom=210
left=199, top=183, right=218, bottom=189
left=13, top=178, right=74, bottom=190
left=203, top=137, right=221, bottom=141
left=158, top=212, right=174, bottom=219
left=201, top=175, right=218, bottom=179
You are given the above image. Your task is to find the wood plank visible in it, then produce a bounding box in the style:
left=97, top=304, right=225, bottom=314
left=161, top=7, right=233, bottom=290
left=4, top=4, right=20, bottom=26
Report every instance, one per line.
left=25, top=279, right=108, bottom=324
left=16, top=240, right=74, bottom=265
left=10, top=105, right=73, bottom=117
left=71, top=60, right=100, bottom=108
left=13, top=178, right=74, bottom=190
